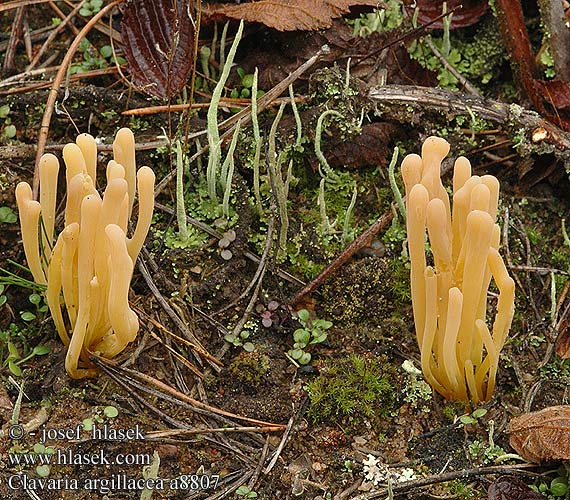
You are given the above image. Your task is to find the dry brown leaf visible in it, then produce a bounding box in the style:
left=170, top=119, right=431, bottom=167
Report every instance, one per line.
left=509, top=406, right=570, bottom=463
left=555, top=317, right=570, bottom=358
left=203, top=0, right=381, bottom=31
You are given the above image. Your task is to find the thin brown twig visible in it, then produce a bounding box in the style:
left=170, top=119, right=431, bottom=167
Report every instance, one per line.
left=3, top=6, right=26, bottom=72
left=26, top=0, right=87, bottom=72
left=122, top=95, right=309, bottom=116
left=0, top=0, right=52, bottom=13
left=33, top=0, right=124, bottom=199
left=351, top=463, right=538, bottom=500
left=290, top=212, right=392, bottom=305
left=136, top=250, right=220, bottom=370
left=424, top=36, right=481, bottom=97
left=93, top=356, right=287, bottom=429
left=47, top=0, right=80, bottom=36
left=135, top=305, right=223, bottom=367
left=0, top=65, right=120, bottom=94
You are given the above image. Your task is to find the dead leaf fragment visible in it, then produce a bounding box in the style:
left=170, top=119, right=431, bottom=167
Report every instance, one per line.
left=204, top=0, right=381, bottom=31
left=408, top=0, right=489, bottom=29
left=555, top=317, right=570, bottom=358
left=509, top=406, right=570, bottom=463
left=121, top=0, right=195, bottom=99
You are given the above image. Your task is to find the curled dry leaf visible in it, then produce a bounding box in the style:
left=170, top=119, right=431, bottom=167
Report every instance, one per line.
left=509, top=406, right=570, bottom=463
left=121, top=0, right=195, bottom=99
left=203, top=0, right=380, bottom=32
left=406, top=0, right=488, bottom=29
left=488, top=476, right=547, bottom=500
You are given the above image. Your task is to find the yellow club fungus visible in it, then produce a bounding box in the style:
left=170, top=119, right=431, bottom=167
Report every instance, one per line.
left=15, top=129, right=155, bottom=378
left=402, top=136, right=515, bottom=403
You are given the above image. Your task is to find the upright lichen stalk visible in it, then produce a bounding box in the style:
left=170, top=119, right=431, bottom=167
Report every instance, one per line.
left=16, top=129, right=155, bottom=378
left=402, top=136, right=515, bottom=403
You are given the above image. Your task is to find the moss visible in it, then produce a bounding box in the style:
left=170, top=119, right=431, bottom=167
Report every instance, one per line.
left=322, top=257, right=397, bottom=327
left=227, top=351, right=270, bottom=391
left=306, top=354, right=397, bottom=426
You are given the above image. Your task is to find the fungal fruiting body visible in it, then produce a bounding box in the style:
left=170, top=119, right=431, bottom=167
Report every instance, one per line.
left=402, top=136, right=515, bottom=403
left=16, top=129, right=155, bottom=378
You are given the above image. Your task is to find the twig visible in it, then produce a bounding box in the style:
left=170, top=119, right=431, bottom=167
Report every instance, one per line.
left=249, top=436, right=271, bottom=490
left=368, top=84, right=570, bottom=156
left=290, top=212, right=392, bottom=305
left=0, top=0, right=52, bottom=13
left=424, top=36, right=481, bottom=97
left=33, top=0, right=124, bottom=198
left=217, top=213, right=274, bottom=360
left=122, top=95, right=308, bottom=116
left=47, top=0, right=80, bottom=36
left=137, top=250, right=220, bottom=370
left=350, top=464, right=538, bottom=500
left=93, top=357, right=287, bottom=429
left=145, top=427, right=281, bottom=439
left=26, top=0, right=87, bottom=72
left=217, top=211, right=275, bottom=313
left=265, top=414, right=296, bottom=474
left=3, top=6, right=26, bottom=72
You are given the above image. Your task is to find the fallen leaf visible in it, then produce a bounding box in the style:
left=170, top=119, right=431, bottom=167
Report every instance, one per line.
left=203, top=0, right=381, bottom=31
left=537, top=80, right=570, bottom=110
left=555, top=317, right=570, bottom=358
left=509, top=406, right=570, bottom=463
left=488, top=476, right=547, bottom=500
left=121, top=0, right=195, bottom=99
left=406, top=0, right=488, bottom=29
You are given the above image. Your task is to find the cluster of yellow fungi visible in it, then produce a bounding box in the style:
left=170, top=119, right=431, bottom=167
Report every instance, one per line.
left=402, top=136, right=515, bottom=403
left=15, top=128, right=155, bottom=379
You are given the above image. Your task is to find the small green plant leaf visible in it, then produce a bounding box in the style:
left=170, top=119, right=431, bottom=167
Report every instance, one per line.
left=8, top=360, right=22, bottom=376
left=293, top=329, right=310, bottom=346
left=20, top=311, right=36, bottom=321
left=103, top=406, right=119, bottom=418
left=472, top=408, right=488, bottom=419
left=3, top=124, right=16, bottom=139
left=298, top=351, right=311, bottom=365
left=82, top=418, right=94, bottom=431
left=32, top=345, right=50, bottom=356
left=243, top=342, right=255, bottom=352
left=36, top=465, right=50, bottom=477
left=0, top=206, right=17, bottom=223
left=297, top=309, right=310, bottom=322
left=100, top=45, right=113, bottom=59
left=33, top=443, right=46, bottom=453
left=29, top=293, right=41, bottom=306
left=459, top=415, right=476, bottom=425
left=310, top=332, right=328, bottom=344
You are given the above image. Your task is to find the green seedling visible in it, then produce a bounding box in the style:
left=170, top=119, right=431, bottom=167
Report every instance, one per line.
left=0, top=104, right=16, bottom=141
left=70, top=38, right=125, bottom=74
left=224, top=330, right=255, bottom=352
left=0, top=206, right=17, bottom=224
left=235, top=485, right=258, bottom=498
left=288, top=309, right=332, bottom=365
left=459, top=408, right=487, bottom=425
left=4, top=343, right=50, bottom=377
left=230, top=67, right=264, bottom=100
left=79, top=0, right=103, bottom=17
